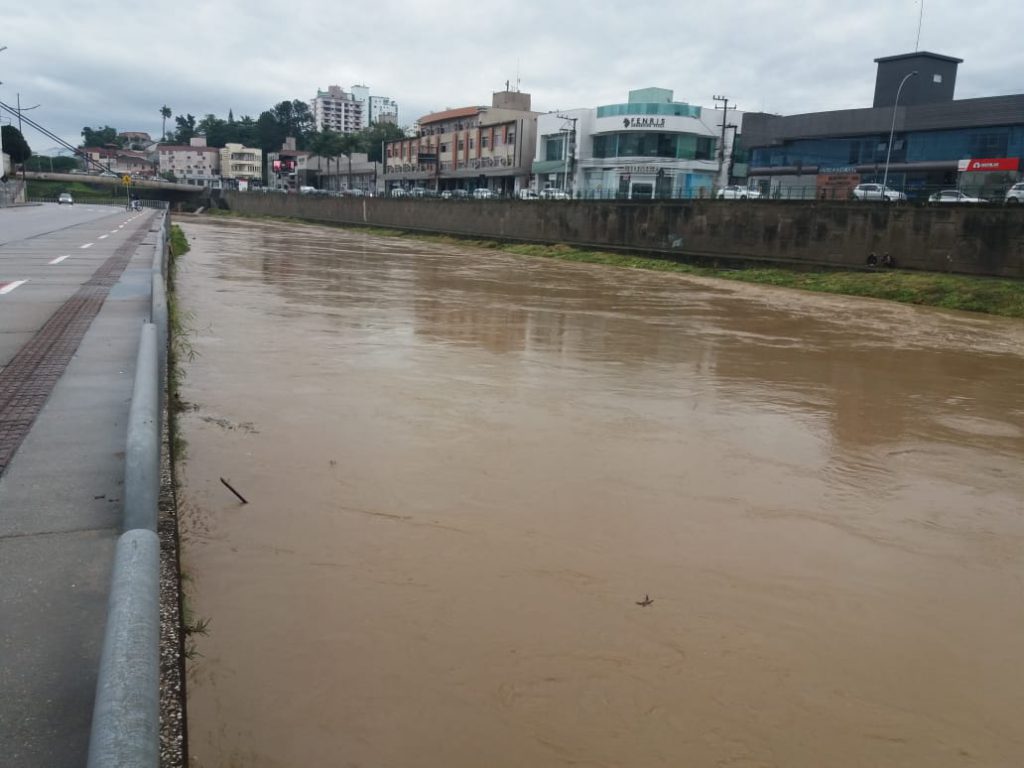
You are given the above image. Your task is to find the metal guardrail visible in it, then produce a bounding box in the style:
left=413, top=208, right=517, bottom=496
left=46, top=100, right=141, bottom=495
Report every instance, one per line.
left=87, top=210, right=170, bottom=768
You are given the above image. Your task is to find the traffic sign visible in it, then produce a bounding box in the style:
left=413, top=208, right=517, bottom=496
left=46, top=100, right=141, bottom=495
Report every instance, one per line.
left=122, top=174, right=132, bottom=186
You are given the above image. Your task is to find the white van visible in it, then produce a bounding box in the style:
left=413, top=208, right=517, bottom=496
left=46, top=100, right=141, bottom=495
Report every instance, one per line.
left=299, top=186, right=317, bottom=194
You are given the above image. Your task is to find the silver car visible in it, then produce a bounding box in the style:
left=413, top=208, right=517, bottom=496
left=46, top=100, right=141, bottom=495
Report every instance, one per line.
left=929, top=190, right=987, bottom=204
left=852, top=183, right=906, bottom=202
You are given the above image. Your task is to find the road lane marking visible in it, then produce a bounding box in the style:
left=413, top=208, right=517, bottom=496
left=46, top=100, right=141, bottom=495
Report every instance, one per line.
left=99, top=234, right=109, bottom=240
left=80, top=243, right=94, bottom=249
left=0, top=280, right=28, bottom=295
left=49, top=255, right=71, bottom=265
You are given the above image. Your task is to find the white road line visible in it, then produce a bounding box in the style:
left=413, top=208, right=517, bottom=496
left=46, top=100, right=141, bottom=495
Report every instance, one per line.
left=110, top=230, right=120, bottom=234
left=0, top=280, right=28, bottom=295
left=99, top=234, right=109, bottom=240
left=80, top=243, right=94, bottom=249
left=49, top=255, right=71, bottom=265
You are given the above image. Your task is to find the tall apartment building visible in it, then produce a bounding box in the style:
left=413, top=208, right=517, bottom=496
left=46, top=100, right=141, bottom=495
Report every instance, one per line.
left=312, top=85, right=398, bottom=133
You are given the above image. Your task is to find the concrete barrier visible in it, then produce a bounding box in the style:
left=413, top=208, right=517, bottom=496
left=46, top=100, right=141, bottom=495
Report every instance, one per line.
left=223, top=193, right=1024, bottom=279
left=86, top=529, right=161, bottom=768
left=88, top=214, right=171, bottom=768
left=124, top=322, right=159, bottom=535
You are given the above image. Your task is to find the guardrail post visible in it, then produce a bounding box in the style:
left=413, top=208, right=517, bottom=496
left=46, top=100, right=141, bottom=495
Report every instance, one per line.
left=124, top=323, right=159, bottom=533
left=86, top=529, right=161, bottom=768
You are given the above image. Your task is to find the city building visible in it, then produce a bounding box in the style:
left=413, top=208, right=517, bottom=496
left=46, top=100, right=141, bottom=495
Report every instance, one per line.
left=157, top=137, right=221, bottom=186
left=266, top=137, right=312, bottom=193
left=743, top=52, right=1024, bottom=199
left=532, top=88, right=723, bottom=199
left=383, top=89, right=538, bottom=195
left=83, top=147, right=159, bottom=179
left=312, top=85, right=398, bottom=133
left=219, top=142, right=263, bottom=190
left=307, top=152, right=382, bottom=195
left=369, top=96, right=398, bottom=125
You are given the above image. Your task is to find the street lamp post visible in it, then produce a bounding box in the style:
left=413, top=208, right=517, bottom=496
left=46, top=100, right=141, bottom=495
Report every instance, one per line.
left=882, top=70, right=918, bottom=196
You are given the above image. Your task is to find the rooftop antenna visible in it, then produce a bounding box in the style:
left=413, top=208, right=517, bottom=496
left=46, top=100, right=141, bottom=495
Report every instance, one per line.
left=915, top=0, right=925, bottom=51
left=516, top=59, right=521, bottom=92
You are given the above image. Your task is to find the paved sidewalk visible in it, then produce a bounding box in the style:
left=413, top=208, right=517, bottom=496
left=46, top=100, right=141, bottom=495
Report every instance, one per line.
left=0, top=208, right=162, bottom=767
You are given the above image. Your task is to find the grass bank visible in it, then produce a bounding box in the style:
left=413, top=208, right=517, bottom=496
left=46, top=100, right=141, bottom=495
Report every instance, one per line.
left=202, top=209, right=1024, bottom=319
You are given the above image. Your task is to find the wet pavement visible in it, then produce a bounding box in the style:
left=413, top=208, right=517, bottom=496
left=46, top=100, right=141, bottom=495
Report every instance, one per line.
left=178, top=217, right=1024, bottom=768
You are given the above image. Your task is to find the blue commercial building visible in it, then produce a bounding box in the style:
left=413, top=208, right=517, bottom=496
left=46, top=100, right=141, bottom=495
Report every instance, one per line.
left=743, top=52, right=1024, bottom=200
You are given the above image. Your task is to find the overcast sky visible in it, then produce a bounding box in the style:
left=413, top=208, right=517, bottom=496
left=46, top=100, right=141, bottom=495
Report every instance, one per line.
left=2, top=0, right=1022, bottom=153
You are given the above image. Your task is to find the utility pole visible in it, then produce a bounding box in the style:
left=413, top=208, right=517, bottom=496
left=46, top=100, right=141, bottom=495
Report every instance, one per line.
left=556, top=114, right=578, bottom=195
left=713, top=95, right=733, bottom=190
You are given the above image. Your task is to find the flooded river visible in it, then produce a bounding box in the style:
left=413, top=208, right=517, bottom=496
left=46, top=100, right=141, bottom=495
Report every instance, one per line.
left=178, top=217, right=1024, bottom=768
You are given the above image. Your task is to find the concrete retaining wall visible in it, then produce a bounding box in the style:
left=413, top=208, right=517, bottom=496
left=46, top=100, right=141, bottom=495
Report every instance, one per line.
left=223, top=193, right=1024, bottom=278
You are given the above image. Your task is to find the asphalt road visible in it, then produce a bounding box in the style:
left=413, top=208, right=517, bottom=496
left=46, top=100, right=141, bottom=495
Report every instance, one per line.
left=0, top=202, right=159, bottom=767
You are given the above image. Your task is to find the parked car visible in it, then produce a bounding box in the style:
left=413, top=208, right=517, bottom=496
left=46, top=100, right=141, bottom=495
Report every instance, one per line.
left=473, top=188, right=498, bottom=200
left=929, top=189, right=987, bottom=204
left=390, top=188, right=407, bottom=197
left=717, top=185, right=761, bottom=200
left=518, top=189, right=540, bottom=200
left=852, top=183, right=907, bottom=201
left=1004, top=182, right=1024, bottom=204
left=540, top=188, right=570, bottom=200
left=58, top=192, right=74, bottom=205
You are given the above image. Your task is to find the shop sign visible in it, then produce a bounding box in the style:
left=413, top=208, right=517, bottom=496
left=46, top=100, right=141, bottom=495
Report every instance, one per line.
left=621, top=165, right=658, bottom=174
left=957, top=157, right=1020, bottom=172
left=622, top=117, right=666, bottom=129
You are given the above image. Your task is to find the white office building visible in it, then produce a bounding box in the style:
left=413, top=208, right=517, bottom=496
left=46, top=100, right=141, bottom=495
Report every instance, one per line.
left=532, top=87, right=733, bottom=199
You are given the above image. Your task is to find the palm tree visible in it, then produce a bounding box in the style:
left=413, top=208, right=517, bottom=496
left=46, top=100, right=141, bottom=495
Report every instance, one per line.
left=159, top=105, right=172, bottom=142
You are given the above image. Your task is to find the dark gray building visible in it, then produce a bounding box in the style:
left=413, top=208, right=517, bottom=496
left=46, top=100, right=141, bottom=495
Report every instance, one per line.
left=743, top=52, right=1024, bottom=200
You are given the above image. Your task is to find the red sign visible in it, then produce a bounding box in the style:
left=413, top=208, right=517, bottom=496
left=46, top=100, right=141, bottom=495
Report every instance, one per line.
left=958, top=157, right=1020, bottom=173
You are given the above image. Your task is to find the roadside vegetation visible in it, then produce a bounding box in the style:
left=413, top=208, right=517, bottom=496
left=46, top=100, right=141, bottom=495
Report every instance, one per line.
left=197, top=210, right=1024, bottom=319
left=166, top=225, right=194, bottom=461
left=27, top=179, right=124, bottom=203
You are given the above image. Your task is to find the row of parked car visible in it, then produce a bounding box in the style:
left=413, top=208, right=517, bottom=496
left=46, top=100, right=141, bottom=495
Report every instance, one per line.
left=717, top=182, right=1024, bottom=204
left=390, top=187, right=572, bottom=200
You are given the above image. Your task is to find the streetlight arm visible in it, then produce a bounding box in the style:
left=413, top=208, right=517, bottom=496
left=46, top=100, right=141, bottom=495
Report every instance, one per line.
left=882, top=71, right=918, bottom=193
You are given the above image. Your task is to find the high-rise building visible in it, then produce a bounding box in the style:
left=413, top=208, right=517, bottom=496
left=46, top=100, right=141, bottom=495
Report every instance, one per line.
left=312, top=85, right=399, bottom=133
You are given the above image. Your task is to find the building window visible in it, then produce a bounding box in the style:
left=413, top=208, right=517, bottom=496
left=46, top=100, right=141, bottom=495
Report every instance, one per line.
left=481, top=135, right=489, bottom=148
left=458, top=139, right=465, bottom=151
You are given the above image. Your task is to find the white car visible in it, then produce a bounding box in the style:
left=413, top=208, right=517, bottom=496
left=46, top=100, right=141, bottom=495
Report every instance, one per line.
left=540, top=188, right=570, bottom=200
left=518, top=189, right=539, bottom=200
left=1004, top=182, right=1024, bottom=204
left=58, top=192, right=74, bottom=205
left=852, top=183, right=907, bottom=202
left=717, top=185, right=761, bottom=200
left=929, top=190, right=987, bottom=204
left=473, top=188, right=497, bottom=200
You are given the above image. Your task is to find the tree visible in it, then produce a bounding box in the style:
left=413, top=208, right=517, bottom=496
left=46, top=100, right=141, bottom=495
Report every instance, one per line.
left=81, top=125, right=119, bottom=148
left=197, top=113, right=229, bottom=148
left=160, top=105, right=172, bottom=141
left=359, top=121, right=406, bottom=162
left=171, top=114, right=197, bottom=144
left=1, top=125, right=32, bottom=164
left=25, top=154, right=78, bottom=173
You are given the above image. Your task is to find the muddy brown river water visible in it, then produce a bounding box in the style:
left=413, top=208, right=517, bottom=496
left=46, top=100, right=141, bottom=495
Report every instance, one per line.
left=177, top=217, right=1024, bottom=768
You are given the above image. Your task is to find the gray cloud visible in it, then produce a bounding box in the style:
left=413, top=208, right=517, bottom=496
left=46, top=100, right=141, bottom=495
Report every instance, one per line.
left=2, top=0, right=1021, bottom=151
